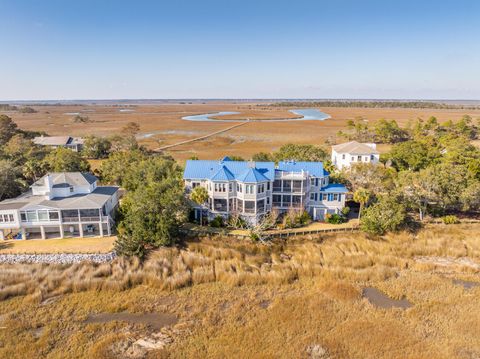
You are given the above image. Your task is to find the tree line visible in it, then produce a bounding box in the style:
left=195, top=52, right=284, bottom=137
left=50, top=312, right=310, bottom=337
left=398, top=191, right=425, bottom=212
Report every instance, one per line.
left=270, top=101, right=480, bottom=110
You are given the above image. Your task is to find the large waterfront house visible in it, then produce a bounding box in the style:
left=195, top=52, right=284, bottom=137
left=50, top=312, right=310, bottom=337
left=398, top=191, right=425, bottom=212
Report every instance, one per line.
left=0, top=173, right=119, bottom=240
left=33, top=135, right=85, bottom=152
left=331, top=141, right=380, bottom=170
left=183, top=157, right=348, bottom=224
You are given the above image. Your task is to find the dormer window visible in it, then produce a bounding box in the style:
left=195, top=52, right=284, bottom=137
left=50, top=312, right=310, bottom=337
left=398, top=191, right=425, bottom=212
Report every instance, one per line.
left=69, top=186, right=74, bottom=193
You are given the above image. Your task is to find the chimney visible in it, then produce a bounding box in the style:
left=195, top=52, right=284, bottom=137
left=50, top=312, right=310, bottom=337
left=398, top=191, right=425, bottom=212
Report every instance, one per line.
left=44, top=174, right=53, bottom=199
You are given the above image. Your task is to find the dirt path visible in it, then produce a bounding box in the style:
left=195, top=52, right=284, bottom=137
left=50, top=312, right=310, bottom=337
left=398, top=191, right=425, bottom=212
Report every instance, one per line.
left=153, top=121, right=248, bottom=151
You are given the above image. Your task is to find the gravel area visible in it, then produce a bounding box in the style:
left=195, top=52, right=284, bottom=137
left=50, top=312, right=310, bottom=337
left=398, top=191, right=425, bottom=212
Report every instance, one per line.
left=0, top=252, right=117, bottom=264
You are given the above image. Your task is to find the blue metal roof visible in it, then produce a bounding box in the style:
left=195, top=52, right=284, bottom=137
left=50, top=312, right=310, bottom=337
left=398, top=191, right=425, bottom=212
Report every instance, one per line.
left=184, top=160, right=275, bottom=181
left=320, top=184, right=349, bottom=193
left=210, top=165, right=235, bottom=181
left=277, top=161, right=325, bottom=177
left=236, top=168, right=270, bottom=183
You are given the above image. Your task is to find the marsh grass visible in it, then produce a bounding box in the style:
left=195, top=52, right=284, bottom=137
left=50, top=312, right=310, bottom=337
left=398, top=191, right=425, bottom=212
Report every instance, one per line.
left=0, top=224, right=479, bottom=304
left=0, top=225, right=480, bottom=358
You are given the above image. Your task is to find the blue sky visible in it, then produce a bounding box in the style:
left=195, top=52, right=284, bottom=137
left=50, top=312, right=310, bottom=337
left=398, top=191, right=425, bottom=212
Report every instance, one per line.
left=1, top=0, right=480, bottom=100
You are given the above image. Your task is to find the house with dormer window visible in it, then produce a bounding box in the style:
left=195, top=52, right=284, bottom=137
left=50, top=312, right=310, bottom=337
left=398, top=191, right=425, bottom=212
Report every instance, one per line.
left=0, top=172, right=119, bottom=240
left=183, top=157, right=348, bottom=223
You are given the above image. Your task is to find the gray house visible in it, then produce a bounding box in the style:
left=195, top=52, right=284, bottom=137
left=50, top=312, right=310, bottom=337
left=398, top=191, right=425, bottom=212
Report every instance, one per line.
left=0, top=173, right=119, bottom=240
left=33, top=136, right=85, bottom=152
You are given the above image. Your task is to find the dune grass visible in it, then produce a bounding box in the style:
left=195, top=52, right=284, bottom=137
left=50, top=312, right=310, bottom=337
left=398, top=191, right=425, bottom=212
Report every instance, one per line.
left=0, top=225, right=479, bottom=358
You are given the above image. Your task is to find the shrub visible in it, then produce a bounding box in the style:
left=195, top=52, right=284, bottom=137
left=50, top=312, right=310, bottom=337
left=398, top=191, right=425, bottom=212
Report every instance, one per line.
left=442, top=215, right=459, bottom=224
left=326, top=213, right=345, bottom=224
left=341, top=206, right=350, bottom=216
left=283, top=209, right=311, bottom=229
left=360, top=196, right=408, bottom=235
left=210, top=216, right=225, bottom=228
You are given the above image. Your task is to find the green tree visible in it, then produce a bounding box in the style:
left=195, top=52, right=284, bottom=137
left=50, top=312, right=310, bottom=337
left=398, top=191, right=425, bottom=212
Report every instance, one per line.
left=115, top=177, right=187, bottom=257
left=2, top=134, right=34, bottom=164
left=344, top=162, right=394, bottom=194
left=43, top=147, right=90, bottom=172
left=388, top=140, right=439, bottom=171
left=0, top=160, right=25, bottom=200
left=121, top=155, right=181, bottom=192
left=82, top=135, right=112, bottom=159
left=353, top=188, right=371, bottom=220
left=374, top=119, right=408, bottom=143
left=0, top=115, right=18, bottom=146
left=360, top=196, right=407, bottom=235
left=99, top=149, right=148, bottom=186
left=274, top=144, right=328, bottom=162
left=252, top=152, right=274, bottom=162
left=190, top=186, right=208, bottom=205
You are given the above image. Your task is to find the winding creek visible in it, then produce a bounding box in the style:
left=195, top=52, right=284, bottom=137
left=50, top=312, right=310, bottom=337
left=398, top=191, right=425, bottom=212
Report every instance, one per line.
left=181, top=108, right=330, bottom=122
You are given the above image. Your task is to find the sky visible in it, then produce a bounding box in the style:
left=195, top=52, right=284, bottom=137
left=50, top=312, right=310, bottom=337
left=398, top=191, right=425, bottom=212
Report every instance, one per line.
left=1, top=0, right=480, bottom=100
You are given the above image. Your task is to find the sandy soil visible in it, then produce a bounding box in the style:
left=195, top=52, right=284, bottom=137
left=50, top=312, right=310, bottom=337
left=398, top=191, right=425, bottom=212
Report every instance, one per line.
left=5, top=102, right=480, bottom=163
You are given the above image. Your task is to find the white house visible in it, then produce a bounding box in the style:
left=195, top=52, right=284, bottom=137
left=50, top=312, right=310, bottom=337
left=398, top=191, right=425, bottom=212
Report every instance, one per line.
left=183, top=157, right=348, bottom=223
left=331, top=141, right=380, bottom=170
left=33, top=136, right=84, bottom=152
left=0, top=173, right=119, bottom=240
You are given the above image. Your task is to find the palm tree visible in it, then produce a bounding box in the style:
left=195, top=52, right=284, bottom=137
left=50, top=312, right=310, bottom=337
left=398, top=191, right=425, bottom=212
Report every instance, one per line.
left=190, top=186, right=209, bottom=225
left=353, top=188, right=371, bottom=220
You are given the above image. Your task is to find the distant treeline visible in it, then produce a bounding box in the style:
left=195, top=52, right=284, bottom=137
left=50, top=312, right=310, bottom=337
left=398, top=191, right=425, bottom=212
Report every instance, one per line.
left=0, top=104, right=38, bottom=113
left=270, top=101, right=480, bottom=110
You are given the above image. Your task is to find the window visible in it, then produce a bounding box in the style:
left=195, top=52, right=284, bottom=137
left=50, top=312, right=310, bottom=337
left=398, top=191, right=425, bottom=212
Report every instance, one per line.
left=333, top=194, right=338, bottom=201
left=49, top=211, right=59, bottom=220
left=266, top=197, right=270, bottom=205
left=192, top=182, right=200, bottom=188
left=69, top=186, right=74, bottom=193
left=351, top=157, right=354, bottom=161
left=310, top=193, right=315, bottom=200
left=0, top=215, right=3, bottom=223
left=342, top=154, right=346, bottom=159
left=229, top=183, right=233, bottom=192
left=314, top=193, right=318, bottom=201
left=246, top=185, right=254, bottom=194
left=38, top=210, right=49, bottom=221
left=236, top=183, right=242, bottom=193
left=267, top=182, right=270, bottom=191
left=20, top=212, right=26, bottom=222
left=371, top=154, right=375, bottom=160
left=315, top=178, right=319, bottom=186
left=244, top=201, right=255, bottom=213
left=357, top=155, right=362, bottom=161
left=257, top=184, right=265, bottom=194
left=310, top=178, right=315, bottom=186
left=26, top=211, right=38, bottom=222
left=364, top=156, right=368, bottom=162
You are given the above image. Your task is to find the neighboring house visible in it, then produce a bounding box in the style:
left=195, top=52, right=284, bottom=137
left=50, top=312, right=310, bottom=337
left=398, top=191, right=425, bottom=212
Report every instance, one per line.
left=331, top=141, right=380, bottom=170
left=0, top=173, right=119, bottom=240
left=33, top=135, right=85, bottom=152
left=183, top=157, right=348, bottom=223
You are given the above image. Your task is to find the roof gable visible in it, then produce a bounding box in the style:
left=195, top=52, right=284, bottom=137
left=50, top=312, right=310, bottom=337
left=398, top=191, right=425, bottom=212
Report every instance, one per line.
left=184, top=160, right=275, bottom=181
left=332, top=141, right=379, bottom=155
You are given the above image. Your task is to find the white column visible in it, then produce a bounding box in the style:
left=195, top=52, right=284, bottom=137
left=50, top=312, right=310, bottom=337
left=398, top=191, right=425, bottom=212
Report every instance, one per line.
left=59, top=225, right=64, bottom=239
left=40, top=226, right=46, bottom=240
left=21, top=228, right=27, bottom=240
left=99, top=222, right=104, bottom=236
left=106, top=219, right=111, bottom=236
left=79, top=224, right=84, bottom=237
